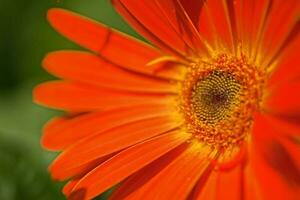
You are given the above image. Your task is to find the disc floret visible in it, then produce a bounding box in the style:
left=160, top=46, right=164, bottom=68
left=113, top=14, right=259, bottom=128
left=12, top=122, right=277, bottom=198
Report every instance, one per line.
left=180, top=54, right=266, bottom=155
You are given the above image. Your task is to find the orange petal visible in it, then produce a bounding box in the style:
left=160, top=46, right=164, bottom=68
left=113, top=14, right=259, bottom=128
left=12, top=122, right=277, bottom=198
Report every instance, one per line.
left=63, top=179, right=79, bottom=196
left=114, top=143, right=215, bottom=200
left=243, top=160, right=264, bottom=200
left=47, top=8, right=106, bottom=53
left=267, top=35, right=300, bottom=87
left=229, top=0, right=252, bottom=57
left=216, top=164, right=244, bottom=200
left=197, top=0, right=237, bottom=53
left=191, top=156, right=246, bottom=200
left=67, top=188, right=87, bottom=200
left=190, top=171, right=217, bottom=200
left=251, top=113, right=300, bottom=199
left=258, top=113, right=300, bottom=137
left=179, top=0, right=205, bottom=27
left=190, top=161, right=262, bottom=200
left=227, top=0, right=272, bottom=58
left=153, top=0, right=211, bottom=56
left=111, top=0, right=205, bottom=57
left=260, top=0, right=300, bottom=66
left=265, top=110, right=300, bottom=128
left=109, top=143, right=189, bottom=199
left=264, top=80, right=300, bottom=114
left=186, top=159, right=217, bottom=200
left=51, top=153, right=115, bottom=181
left=62, top=152, right=118, bottom=196
left=248, top=0, right=274, bottom=62
left=278, top=136, right=300, bottom=171
left=33, top=81, right=174, bottom=112
left=49, top=116, right=181, bottom=180
left=43, top=50, right=178, bottom=93
left=71, top=130, right=189, bottom=199
left=256, top=113, right=300, bottom=170
left=42, top=104, right=176, bottom=151
left=47, top=8, right=184, bottom=80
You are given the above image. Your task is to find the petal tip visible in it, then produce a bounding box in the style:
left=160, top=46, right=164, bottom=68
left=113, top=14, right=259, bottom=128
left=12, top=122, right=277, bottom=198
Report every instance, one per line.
left=47, top=8, right=66, bottom=23
left=32, top=84, right=43, bottom=104
left=41, top=52, right=53, bottom=71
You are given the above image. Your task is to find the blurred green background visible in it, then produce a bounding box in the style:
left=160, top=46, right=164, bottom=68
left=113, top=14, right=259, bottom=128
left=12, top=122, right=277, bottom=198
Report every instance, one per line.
left=0, top=0, right=139, bottom=199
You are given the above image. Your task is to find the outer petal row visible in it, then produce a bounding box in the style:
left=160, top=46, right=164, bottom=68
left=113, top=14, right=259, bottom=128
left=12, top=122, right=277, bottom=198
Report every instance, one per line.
left=47, top=8, right=184, bottom=80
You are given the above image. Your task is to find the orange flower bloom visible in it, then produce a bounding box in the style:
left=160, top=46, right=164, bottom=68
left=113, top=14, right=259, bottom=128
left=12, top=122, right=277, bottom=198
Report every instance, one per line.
left=34, top=1, right=300, bottom=199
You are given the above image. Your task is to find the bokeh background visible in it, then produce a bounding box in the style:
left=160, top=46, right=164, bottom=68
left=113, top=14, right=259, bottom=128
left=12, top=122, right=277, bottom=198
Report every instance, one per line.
left=0, top=0, right=140, bottom=199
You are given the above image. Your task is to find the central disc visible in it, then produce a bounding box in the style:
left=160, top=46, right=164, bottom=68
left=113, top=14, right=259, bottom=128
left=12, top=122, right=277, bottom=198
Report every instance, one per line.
left=180, top=54, right=265, bottom=152
left=191, top=71, right=241, bottom=124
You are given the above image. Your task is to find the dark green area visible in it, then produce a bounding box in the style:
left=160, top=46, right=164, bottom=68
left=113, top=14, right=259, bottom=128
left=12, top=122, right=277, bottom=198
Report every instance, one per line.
left=0, top=0, right=138, bottom=199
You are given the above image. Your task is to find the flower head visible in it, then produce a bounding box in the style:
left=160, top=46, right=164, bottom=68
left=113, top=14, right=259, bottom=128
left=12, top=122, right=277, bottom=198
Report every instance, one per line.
left=34, top=0, right=300, bottom=199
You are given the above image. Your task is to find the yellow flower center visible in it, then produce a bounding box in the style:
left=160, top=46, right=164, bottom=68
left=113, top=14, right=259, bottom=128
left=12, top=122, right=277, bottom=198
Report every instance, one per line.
left=179, top=54, right=266, bottom=162
left=191, top=71, right=241, bottom=124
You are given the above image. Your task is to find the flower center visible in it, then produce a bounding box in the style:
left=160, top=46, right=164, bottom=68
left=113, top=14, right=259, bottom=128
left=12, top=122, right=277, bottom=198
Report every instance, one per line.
left=180, top=54, right=265, bottom=160
left=191, top=71, right=241, bottom=124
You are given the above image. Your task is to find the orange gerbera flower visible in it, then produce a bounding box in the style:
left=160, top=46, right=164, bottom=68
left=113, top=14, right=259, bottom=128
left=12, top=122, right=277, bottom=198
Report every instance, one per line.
left=34, top=0, right=300, bottom=199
